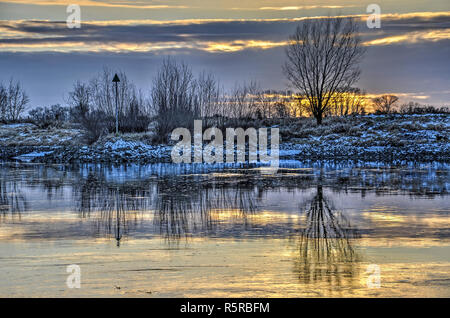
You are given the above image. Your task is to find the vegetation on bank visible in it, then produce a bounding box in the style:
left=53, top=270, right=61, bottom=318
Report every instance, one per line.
left=1, top=113, right=448, bottom=163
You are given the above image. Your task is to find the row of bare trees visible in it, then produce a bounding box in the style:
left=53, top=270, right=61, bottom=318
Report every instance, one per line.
left=66, top=59, right=294, bottom=141
left=149, top=59, right=310, bottom=137
left=65, top=55, right=405, bottom=142
left=149, top=56, right=371, bottom=137
left=68, top=68, right=150, bottom=118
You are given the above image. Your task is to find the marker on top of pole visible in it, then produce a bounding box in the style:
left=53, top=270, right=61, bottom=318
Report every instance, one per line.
left=112, top=73, right=120, bottom=135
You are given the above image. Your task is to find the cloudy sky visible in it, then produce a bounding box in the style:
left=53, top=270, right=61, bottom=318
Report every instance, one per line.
left=0, top=0, right=449, bottom=107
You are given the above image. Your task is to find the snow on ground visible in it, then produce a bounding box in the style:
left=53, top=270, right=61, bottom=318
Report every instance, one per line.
left=1, top=114, right=449, bottom=163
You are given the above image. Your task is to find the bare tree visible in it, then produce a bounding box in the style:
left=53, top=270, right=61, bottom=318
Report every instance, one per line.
left=228, top=81, right=260, bottom=119
left=372, top=94, right=399, bottom=113
left=273, top=101, right=289, bottom=118
left=283, top=17, right=365, bottom=124
left=150, top=57, right=199, bottom=139
left=285, top=96, right=307, bottom=118
left=2, top=78, right=29, bottom=121
left=196, top=71, right=221, bottom=126
left=68, top=81, right=108, bottom=143
left=68, top=80, right=91, bottom=113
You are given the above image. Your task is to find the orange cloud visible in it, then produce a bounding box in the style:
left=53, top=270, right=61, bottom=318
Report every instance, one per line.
left=0, top=39, right=288, bottom=53
left=364, top=29, right=450, bottom=46
left=259, top=5, right=351, bottom=11
left=203, top=40, right=288, bottom=53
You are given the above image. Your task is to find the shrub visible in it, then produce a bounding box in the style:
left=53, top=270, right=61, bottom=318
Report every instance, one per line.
left=116, top=98, right=152, bottom=133
left=28, top=104, right=70, bottom=128
left=400, top=102, right=449, bottom=114
left=70, top=104, right=109, bottom=144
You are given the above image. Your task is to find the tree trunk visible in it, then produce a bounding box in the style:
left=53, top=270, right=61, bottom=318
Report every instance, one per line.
left=315, top=112, right=323, bottom=125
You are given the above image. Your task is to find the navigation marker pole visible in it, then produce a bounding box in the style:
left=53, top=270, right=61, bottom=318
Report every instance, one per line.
left=112, top=73, right=120, bottom=135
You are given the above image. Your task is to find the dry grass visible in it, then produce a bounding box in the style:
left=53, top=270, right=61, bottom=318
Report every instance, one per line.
left=0, top=123, right=83, bottom=146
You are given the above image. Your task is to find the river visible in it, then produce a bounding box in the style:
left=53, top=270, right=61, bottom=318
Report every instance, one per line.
left=0, top=161, right=449, bottom=297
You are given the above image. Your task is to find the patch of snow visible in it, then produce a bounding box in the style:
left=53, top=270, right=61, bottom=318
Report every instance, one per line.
left=14, top=151, right=54, bottom=162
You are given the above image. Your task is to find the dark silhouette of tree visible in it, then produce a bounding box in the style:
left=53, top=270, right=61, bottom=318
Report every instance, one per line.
left=372, top=94, right=399, bottom=113
left=68, top=81, right=107, bottom=143
left=283, top=17, right=365, bottom=125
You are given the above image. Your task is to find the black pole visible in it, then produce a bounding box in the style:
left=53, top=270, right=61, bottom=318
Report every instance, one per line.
left=112, top=73, right=120, bottom=135
left=115, top=81, right=118, bottom=135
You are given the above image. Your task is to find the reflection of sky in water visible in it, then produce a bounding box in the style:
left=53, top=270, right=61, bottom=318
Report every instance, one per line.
left=0, top=161, right=449, bottom=297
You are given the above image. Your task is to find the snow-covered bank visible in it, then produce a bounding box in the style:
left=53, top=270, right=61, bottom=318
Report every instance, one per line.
left=1, top=114, right=449, bottom=163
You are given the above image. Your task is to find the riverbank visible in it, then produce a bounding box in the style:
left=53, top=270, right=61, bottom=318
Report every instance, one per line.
left=1, top=114, right=448, bottom=163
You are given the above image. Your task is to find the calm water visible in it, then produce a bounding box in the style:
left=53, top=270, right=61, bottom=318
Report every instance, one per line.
left=0, top=161, right=449, bottom=297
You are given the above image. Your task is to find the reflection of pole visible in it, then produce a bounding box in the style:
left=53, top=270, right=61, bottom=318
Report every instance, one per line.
left=115, top=187, right=121, bottom=247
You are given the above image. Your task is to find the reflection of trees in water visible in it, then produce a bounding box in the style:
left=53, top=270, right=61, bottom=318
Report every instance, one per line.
left=75, top=173, right=150, bottom=246
left=0, top=175, right=28, bottom=222
left=90, top=187, right=147, bottom=247
left=26, top=165, right=67, bottom=201
left=2, top=162, right=448, bottom=242
left=323, top=165, right=449, bottom=198
left=155, top=177, right=257, bottom=242
left=294, top=185, right=361, bottom=294
left=275, top=162, right=449, bottom=198
left=74, top=173, right=259, bottom=244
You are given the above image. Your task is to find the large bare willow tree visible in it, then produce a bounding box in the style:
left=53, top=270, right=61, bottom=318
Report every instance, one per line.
left=283, top=17, right=365, bottom=124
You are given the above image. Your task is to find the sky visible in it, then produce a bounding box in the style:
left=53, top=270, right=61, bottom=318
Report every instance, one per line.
left=0, top=0, right=449, bottom=107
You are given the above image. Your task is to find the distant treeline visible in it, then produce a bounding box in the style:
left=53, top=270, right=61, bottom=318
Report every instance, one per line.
left=1, top=59, right=448, bottom=145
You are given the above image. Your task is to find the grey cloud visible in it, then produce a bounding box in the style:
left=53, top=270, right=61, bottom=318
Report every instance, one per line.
left=1, top=13, right=448, bottom=50
left=0, top=13, right=448, bottom=107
